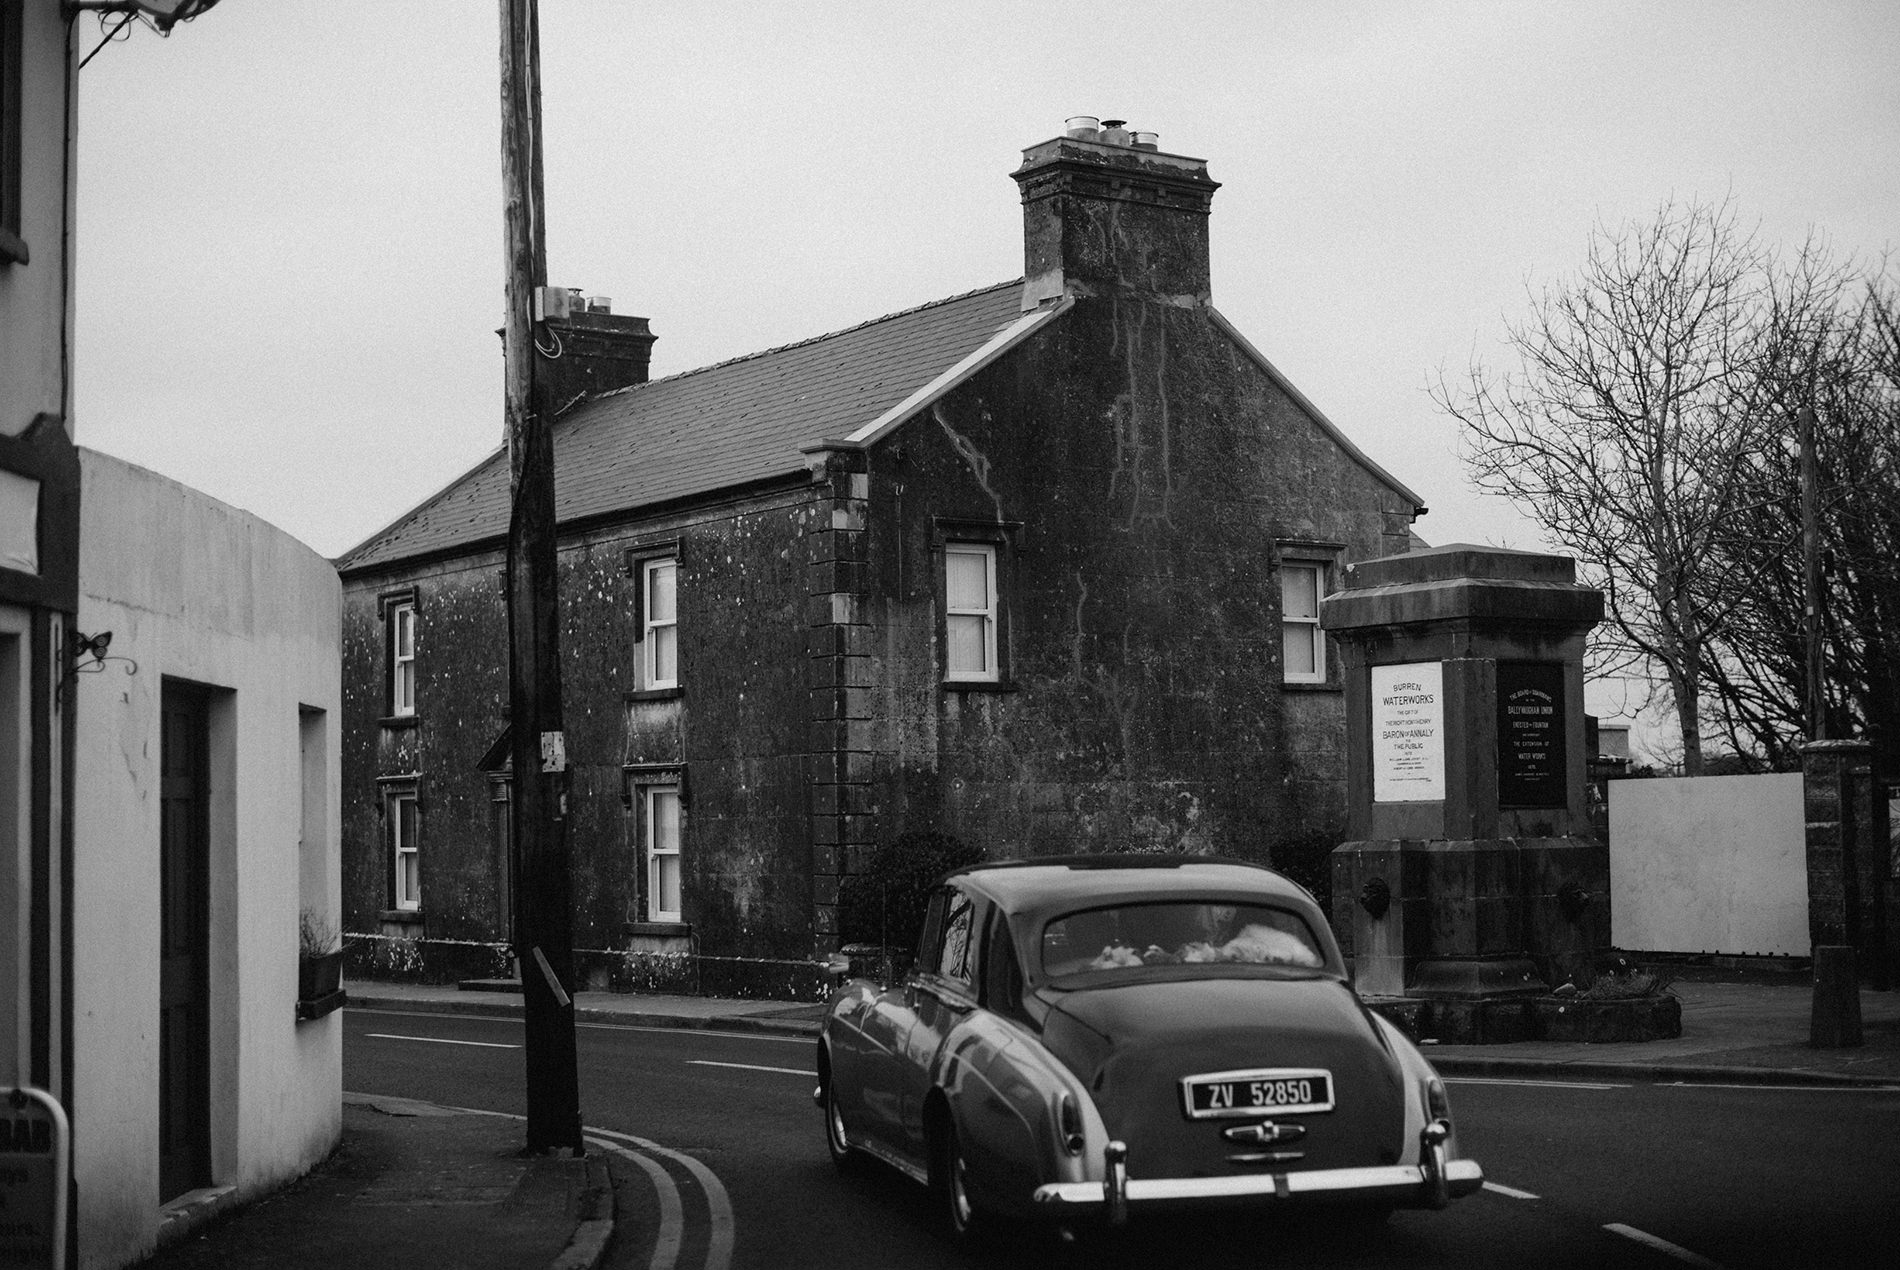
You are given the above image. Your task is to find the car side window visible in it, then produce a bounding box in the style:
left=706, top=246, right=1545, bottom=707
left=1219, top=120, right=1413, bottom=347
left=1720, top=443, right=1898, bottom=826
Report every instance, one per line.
left=936, top=891, right=976, bottom=989
left=914, top=889, right=949, bottom=979
left=982, top=911, right=1024, bottom=1015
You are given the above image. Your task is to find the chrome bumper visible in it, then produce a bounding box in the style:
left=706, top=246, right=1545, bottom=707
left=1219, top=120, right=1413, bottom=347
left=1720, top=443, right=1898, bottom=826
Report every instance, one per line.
left=1032, top=1121, right=1482, bottom=1220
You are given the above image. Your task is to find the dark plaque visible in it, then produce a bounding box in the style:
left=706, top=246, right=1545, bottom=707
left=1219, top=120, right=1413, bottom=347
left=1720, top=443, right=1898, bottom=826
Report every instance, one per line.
left=1497, top=661, right=1566, bottom=807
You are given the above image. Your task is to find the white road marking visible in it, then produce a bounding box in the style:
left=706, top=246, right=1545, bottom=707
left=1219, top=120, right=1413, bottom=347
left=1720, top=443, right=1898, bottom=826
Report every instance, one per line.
left=576, top=1021, right=815, bottom=1045
left=363, top=1032, right=521, bottom=1049
left=587, top=1136, right=683, bottom=1270
left=687, top=1059, right=814, bottom=1077
left=1483, top=1181, right=1540, bottom=1200
left=1659, top=1081, right=1900, bottom=1093
left=1446, top=1077, right=1626, bottom=1090
left=587, top=1124, right=735, bottom=1270
left=1604, top=1223, right=1728, bottom=1269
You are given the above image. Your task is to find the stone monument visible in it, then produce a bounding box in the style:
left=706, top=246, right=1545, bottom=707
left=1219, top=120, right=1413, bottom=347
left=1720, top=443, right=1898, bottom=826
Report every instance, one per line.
left=1322, top=545, right=1610, bottom=1043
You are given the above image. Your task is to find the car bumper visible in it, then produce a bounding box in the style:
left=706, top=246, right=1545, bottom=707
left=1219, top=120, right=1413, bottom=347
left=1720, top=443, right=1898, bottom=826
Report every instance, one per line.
left=1032, top=1122, right=1482, bottom=1220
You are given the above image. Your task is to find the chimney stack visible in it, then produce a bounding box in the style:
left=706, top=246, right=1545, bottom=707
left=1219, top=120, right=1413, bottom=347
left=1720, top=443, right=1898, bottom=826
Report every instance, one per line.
left=539, top=295, right=657, bottom=411
left=1013, top=117, right=1219, bottom=310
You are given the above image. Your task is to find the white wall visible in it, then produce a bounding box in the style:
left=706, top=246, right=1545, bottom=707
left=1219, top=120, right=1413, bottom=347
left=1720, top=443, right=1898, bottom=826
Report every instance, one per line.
left=72, top=450, right=341, bottom=1270
left=1609, top=772, right=1808, bottom=957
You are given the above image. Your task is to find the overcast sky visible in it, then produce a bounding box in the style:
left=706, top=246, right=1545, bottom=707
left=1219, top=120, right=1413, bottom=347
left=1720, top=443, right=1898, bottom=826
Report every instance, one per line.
left=71, top=1, right=1899, bottom=736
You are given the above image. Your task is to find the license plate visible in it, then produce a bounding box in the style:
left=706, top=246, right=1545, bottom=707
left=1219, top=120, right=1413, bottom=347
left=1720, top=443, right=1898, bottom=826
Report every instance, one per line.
left=1180, top=1069, right=1334, bottom=1119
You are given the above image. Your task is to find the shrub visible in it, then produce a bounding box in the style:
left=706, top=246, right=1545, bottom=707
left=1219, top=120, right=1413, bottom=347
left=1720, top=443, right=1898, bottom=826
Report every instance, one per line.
left=837, top=831, right=984, bottom=952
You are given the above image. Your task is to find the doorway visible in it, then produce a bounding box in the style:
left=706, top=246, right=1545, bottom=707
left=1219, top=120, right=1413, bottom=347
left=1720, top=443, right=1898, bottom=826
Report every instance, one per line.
left=158, top=682, right=211, bottom=1202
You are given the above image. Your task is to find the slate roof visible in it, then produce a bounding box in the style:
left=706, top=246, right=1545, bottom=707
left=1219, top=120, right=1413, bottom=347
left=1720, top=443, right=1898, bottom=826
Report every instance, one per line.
left=338, top=280, right=1029, bottom=572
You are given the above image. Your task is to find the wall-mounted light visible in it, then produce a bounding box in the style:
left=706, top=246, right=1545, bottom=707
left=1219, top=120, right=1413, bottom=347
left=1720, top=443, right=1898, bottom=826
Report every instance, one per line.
left=64, top=1, right=221, bottom=34
left=64, top=629, right=137, bottom=695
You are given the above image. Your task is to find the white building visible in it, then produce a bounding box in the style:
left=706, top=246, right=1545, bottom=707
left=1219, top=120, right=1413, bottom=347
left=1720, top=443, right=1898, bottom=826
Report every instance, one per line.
left=3, top=6, right=342, bottom=1266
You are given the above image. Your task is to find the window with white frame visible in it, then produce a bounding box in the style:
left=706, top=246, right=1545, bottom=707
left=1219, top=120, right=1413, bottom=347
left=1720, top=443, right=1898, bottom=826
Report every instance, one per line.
left=389, top=600, right=417, bottom=715
left=391, top=789, right=421, bottom=911
left=944, top=543, right=998, bottom=682
left=1281, top=562, right=1326, bottom=684
left=646, top=786, right=682, bottom=922
left=642, top=557, right=678, bottom=689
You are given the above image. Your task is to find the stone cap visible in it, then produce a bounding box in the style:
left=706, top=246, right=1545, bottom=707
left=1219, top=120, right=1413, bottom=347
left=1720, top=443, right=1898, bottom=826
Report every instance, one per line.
left=1345, top=544, right=1574, bottom=589
left=1323, top=544, right=1603, bottom=633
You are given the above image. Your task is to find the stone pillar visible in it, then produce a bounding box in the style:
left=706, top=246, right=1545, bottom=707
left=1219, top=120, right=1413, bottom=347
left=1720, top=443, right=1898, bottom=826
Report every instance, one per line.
left=1801, top=739, right=1891, bottom=989
left=1322, top=545, right=1610, bottom=1042
left=802, top=443, right=877, bottom=956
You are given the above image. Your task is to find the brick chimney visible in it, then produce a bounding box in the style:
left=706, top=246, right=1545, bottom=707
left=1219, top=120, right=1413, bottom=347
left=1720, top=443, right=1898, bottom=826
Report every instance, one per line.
left=540, top=294, right=657, bottom=411
left=1011, top=117, right=1220, bottom=311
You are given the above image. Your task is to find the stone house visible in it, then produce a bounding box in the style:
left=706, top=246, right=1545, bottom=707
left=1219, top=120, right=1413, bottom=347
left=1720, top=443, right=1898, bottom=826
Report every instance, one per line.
left=336, top=121, right=1425, bottom=991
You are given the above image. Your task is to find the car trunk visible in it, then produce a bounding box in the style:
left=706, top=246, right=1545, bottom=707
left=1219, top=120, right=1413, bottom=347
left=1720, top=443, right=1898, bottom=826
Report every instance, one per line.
left=1041, top=975, right=1409, bottom=1181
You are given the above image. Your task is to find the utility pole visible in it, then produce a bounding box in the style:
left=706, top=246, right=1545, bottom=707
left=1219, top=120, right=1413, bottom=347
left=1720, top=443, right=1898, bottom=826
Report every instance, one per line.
left=500, top=0, right=582, bottom=1155
left=1799, top=405, right=1827, bottom=741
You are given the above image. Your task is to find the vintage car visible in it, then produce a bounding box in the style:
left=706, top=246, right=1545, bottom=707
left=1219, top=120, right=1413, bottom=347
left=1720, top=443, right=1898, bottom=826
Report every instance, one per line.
left=815, top=855, right=1481, bottom=1239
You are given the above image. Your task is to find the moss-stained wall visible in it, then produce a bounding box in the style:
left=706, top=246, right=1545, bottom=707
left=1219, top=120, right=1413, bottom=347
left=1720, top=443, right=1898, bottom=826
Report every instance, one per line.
left=341, top=489, right=819, bottom=957
left=859, top=294, right=1411, bottom=873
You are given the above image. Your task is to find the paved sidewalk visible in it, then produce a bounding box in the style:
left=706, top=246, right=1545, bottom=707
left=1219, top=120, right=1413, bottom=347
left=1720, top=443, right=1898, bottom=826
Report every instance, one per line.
left=138, top=1093, right=610, bottom=1270
left=141, top=974, right=1899, bottom=1268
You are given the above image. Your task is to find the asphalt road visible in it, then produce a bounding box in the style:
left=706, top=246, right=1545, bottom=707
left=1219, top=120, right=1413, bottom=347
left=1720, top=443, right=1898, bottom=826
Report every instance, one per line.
left=343, top=1007, right=1900, bottom=1270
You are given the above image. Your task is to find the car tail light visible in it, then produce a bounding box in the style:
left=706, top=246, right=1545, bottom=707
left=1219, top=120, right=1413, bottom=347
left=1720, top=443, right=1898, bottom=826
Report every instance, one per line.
left=1058, top=1091, right=1085, bottom=1155
left=1426, top=1076, right=1451, bottom=1122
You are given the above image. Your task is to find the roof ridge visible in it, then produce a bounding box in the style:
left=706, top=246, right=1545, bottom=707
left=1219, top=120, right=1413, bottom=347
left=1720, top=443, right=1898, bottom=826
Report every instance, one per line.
left=592, top=278, right=1023, bottom=401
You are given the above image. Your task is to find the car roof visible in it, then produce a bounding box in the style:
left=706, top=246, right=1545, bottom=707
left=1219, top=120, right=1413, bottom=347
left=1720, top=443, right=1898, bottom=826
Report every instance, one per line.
left=946, top=855, right=1317, bottom=916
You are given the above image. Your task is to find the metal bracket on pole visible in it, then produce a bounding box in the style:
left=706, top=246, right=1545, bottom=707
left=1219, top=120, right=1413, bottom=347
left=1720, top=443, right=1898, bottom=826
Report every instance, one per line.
left=530, top=945, right=572, bottom=1009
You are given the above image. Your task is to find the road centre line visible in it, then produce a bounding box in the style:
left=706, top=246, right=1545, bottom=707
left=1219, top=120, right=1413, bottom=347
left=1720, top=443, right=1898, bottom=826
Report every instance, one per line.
left=364, top=1032, right=521, bottom=1049
left=1604, top=1223, right=1728, bottom=1270
left=349, top=1006, right=812, bottom=1045
left=687, top=1059, right=815, bottom=1077
left=1659, top=1081, right=1900, bottom=1093
left=1482, top=1181, right=1540, bottom=1200
left=1445, top=1077, right=1626, bottom=1090
left=577, top=1021, right=814, bottom=1045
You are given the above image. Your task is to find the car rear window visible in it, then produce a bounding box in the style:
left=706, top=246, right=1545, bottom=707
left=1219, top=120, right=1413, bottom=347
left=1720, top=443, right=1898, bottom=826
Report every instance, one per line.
left=1039, top=901, right=1325, bottom=978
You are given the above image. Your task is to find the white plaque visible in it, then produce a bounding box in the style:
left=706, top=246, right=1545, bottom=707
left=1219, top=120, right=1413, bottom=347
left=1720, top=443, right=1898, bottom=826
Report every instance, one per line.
left=1372, top=662, right=1445, bottom=802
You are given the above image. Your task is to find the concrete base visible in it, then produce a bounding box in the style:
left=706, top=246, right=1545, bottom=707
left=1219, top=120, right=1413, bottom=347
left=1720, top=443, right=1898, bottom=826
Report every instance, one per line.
left=1410, top=956, right=1549, bottom=998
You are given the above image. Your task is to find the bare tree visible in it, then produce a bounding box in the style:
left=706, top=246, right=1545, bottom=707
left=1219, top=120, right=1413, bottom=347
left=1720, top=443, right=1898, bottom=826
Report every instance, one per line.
left=1435, top=197, right=1775, bottom=775
left=1701, top=266, right=1900, bottom=773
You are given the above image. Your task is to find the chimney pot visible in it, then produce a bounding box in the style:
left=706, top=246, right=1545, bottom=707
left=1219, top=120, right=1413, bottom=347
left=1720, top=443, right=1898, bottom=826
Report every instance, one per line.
left=1099, top=119, right=1131, bottom=145
left=1133, top=131, right=1159, bottom=151
left=1064, top=115, right=1101, bottom=140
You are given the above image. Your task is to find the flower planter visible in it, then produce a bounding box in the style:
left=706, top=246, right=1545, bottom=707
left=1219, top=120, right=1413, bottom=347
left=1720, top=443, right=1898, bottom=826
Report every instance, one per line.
left=1533, top=993, right=1681, bottom=1043
left=299, top=949, right=344, bottom=1002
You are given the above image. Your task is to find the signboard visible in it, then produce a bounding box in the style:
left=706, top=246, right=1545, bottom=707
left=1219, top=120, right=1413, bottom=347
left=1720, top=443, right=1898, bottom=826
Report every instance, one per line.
left=1372, top=662, right=1445, bottom=803
left=1497, top=661, right=1566, bottom=808
left=1, top=1087, right=69, bottom=1270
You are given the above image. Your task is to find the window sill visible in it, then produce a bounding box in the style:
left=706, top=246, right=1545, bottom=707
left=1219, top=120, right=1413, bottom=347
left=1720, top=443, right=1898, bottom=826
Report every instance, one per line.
left=0, top=230, right=26, bottom=267
left=379, top=909, right=424, bottom=926
left=624, top=687, right=682, bottom=703
left=625, top=921, right=690, bottom=938
left=1282, top=680, right=1342, bottom=693
left=379, top=714, right=420, bottom=730
left=943, top=678, right=1017, bottom=694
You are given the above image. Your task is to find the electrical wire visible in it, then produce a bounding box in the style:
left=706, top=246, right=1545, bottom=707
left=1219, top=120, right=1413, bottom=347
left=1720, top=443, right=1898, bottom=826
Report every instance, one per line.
left=77, top=12, right=136, bottom=71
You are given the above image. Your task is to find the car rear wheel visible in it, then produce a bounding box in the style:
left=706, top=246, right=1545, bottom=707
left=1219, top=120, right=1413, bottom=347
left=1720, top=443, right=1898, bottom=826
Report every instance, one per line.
left=933, top=1116, right=985, bottom=1245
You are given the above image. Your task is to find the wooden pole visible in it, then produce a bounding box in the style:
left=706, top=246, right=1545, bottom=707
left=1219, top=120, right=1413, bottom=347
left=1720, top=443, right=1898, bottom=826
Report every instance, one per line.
left=500, top=0, right=582, bottom=1154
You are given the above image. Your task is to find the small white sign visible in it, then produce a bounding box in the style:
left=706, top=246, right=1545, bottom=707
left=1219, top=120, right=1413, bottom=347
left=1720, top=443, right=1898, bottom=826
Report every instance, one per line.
left=539, top=731, right=566, bottom=773
left=1372, top=662, right=1445, bottom=803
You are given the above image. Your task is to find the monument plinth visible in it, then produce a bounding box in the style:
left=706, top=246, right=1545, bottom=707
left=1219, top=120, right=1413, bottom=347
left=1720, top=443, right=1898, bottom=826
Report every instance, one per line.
left=1322, top=545, right=1610, bottom=1043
